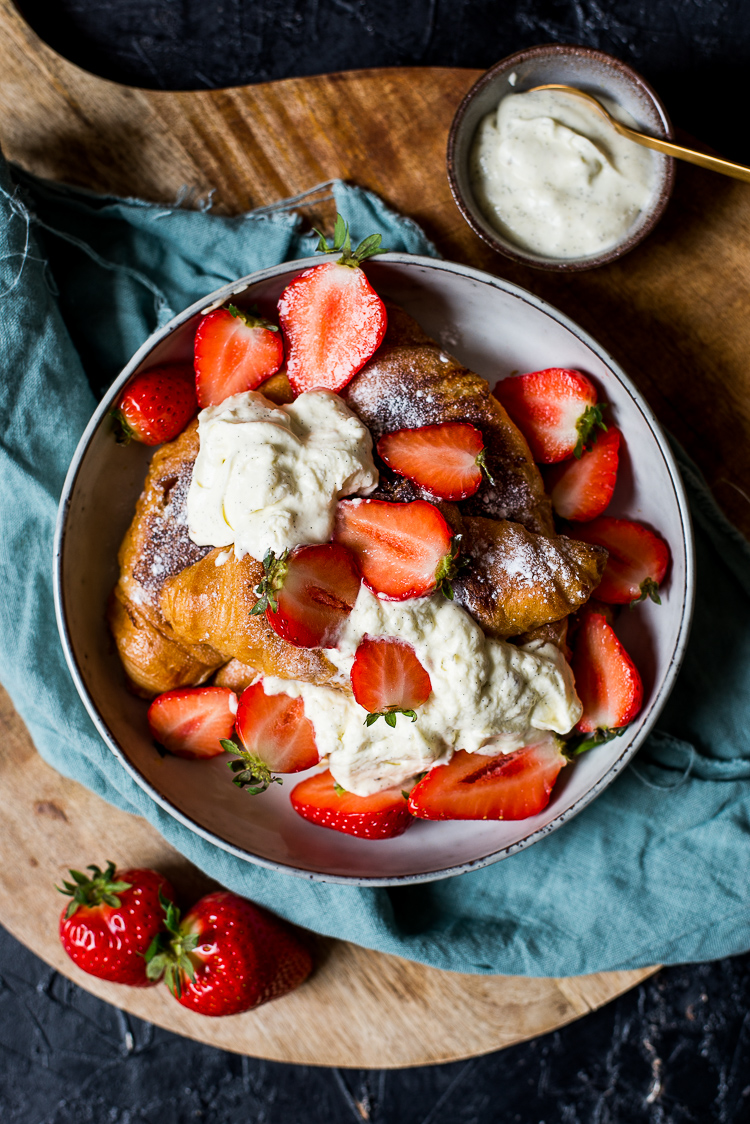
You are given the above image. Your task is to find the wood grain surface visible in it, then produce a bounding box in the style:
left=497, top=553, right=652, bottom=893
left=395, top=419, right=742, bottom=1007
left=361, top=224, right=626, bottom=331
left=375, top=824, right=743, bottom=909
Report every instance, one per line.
left=11, top=0, right=750, bottom=1066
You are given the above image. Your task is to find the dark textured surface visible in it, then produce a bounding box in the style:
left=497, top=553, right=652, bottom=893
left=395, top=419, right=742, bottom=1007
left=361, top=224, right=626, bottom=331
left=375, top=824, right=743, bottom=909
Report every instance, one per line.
left=14, top=0, right=750, bottom=161
left=6, top=0, right=750, bottom=1119
left=4, top=920, right=750, bottom=1122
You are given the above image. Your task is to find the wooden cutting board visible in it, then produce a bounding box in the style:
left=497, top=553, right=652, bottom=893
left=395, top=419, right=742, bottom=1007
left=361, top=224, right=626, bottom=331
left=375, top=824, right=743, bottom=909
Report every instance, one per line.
left=6, top=0, right=750, bottom=1067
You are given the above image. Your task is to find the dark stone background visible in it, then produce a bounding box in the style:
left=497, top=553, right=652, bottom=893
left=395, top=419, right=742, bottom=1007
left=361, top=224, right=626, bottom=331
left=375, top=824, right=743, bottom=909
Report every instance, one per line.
left=5, top=2, right=750, bottom=1121
left=14, top=0, right=750, bottom=161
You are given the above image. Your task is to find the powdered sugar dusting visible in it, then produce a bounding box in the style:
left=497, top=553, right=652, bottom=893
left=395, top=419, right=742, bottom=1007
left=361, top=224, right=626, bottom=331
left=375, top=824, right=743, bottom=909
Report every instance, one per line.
left=133, top=462, right=210, bottom=595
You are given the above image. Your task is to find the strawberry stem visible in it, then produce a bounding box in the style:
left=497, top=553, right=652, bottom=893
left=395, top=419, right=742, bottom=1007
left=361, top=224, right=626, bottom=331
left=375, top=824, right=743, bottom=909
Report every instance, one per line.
left=565, top=726, right=627, bottom=758
left=435, top=535, right=468, bottom=600
left=364, top=708, right=418, bottom=728
left=226, top=303, right=279, bottom=332
left=144, top=890, right=200, bottom=997
left=110, top=409, right=135, bottom=445
left=313, top=214, right=388, bottom=268
left=251, top=549, right=289, bottom=616
left=56, top=861, right=133, bottom=920
left=476, top=448, right=496, bottom=486
left=221, top=738, right=283, bottom=795
left=630, top=577, right=662, bottom=608
left=573, top=404, right=608, bottom=459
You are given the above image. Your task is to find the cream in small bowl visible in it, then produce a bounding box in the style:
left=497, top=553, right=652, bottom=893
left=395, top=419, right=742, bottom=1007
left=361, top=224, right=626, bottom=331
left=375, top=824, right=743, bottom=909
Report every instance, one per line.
left=447, top=45, right=675, bottom=271
left=471, top=86, right=656, bottom=260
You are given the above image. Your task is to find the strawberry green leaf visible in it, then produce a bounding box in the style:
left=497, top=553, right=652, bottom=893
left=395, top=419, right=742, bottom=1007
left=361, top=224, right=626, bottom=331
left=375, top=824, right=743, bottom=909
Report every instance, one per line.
left=629, top=577, right=662, bottom=608
left=313, top=214, right=387, bottom=268
left=565, top=726, right=627, bottom=758
left=221, top=738, right=283, bottom=795
left=573, top=403, right=608, bottom=459
left=352, top=232, right=388, bottom=263
left=226, top=303, right=279, bottom=332
left=435, top=535, right=468, bottom=600
left=251, top=548, right=289, bottom=616
left=476, top=448, right=496, bottom=486
left=56, top=861, right=133, bottom=917
left=365, top=708, right=418, bottom=728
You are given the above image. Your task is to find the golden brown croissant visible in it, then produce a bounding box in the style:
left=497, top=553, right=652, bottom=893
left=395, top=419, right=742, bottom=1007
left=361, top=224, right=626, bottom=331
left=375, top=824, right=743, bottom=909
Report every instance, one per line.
left=159, top=549, right=341, bottom=688
left=453, top=516, right=607, bottom=639
left=108, top=586, right=223, bottom=698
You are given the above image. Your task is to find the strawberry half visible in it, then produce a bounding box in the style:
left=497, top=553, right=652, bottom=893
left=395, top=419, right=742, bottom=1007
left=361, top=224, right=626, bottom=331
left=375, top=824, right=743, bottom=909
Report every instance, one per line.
left=408, top=735, right=568, bottom=821
left=194, top=304, right=284, bottom=408
left=223, top=681, right=319, bottom=793
left=277, top=216, right=387, bottom=395
left=350, top=636, right=432, bottom=726
left=290, top=770, right=413, bottom=839
left=147, top=687, right=238, bottom=759
left=545, top=425, right=621, bottom=521
left=251, top=543, right=361, bottom=648
left=569, top=517, right=670, bottom=606
left=571, top=610, right=643, bottom=736
left=377, top=422, right=493, bottom=501
left=113, top=365, right=197, bottom=446
left=493, top=368, right=607, bottom=463
left=334, top=499, right=459, bottom=600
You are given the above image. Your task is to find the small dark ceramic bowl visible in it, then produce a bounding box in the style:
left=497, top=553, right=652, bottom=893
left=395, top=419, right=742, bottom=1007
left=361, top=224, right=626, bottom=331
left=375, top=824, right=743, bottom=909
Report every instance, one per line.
left=447, top=44, right=675, bottom=271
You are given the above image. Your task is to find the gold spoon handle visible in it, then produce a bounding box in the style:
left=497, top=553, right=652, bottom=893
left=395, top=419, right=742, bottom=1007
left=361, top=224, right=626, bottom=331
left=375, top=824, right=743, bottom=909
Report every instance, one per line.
left=530, top=84, right=750, bottom=185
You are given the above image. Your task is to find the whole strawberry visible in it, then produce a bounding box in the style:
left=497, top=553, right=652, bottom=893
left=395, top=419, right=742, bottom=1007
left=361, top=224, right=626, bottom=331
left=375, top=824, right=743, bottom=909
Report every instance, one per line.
left=113, top=365, right=197, bottom=446
left=146, top=891, right=313, bottom=1016
left=58, top=861, right=176, bottom=987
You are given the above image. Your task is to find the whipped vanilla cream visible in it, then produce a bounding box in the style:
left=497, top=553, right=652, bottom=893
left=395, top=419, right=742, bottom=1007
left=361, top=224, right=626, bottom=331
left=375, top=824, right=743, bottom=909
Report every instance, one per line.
left=470, top=88, right=656, bottom=259
left=262, top=585, right=581, bottom=796
left=186, top=390, right=378, bottom=561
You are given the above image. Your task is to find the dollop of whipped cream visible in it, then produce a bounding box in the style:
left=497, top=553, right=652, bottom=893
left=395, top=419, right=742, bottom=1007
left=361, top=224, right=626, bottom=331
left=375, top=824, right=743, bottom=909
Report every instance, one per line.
left=186, top=389, right=378, bottom=561
left=262, top=585, right=581, bottom=796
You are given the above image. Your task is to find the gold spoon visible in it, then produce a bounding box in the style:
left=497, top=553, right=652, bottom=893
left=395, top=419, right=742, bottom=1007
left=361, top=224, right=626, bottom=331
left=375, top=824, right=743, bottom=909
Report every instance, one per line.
left=527, top=83, right=750, bottom=184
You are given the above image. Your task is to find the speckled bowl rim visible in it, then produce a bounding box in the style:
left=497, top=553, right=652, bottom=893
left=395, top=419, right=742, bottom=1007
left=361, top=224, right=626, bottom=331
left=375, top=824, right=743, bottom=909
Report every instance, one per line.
left=446, top=43, right=676, bottom=272
left=54, top=254, right=694, bottom=886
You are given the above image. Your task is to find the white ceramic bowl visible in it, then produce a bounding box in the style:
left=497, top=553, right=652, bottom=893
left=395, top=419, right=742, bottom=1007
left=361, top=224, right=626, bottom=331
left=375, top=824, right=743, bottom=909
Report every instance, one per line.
left=54, top=255, right=694, bottom=885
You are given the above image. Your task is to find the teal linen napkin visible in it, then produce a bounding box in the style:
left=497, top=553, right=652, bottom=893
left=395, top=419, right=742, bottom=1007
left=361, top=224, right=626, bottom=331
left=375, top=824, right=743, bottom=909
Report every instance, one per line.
left=3, top=149, right=750, bottom=977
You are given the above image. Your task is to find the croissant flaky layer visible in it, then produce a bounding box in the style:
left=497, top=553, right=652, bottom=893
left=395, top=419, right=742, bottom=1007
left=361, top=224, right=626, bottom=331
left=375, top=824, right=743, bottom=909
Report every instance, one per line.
left=159, top=549, right=340, bottom=688
left=452, top=517, right=606, bottom=639
left=110, top=304, right=606, bottom=696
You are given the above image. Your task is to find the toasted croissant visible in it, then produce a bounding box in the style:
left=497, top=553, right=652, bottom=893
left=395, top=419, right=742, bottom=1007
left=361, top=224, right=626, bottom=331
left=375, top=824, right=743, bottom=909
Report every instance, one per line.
left=108, top=586, right=223, bottom=698
left=159, top=548, right=341, bottom=689
left=452, top=517, right=607, bottom=639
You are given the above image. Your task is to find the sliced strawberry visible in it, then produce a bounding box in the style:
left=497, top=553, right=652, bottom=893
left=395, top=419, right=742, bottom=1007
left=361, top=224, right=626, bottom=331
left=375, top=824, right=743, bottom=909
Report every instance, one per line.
left=350, top=637, right=432, bottom=725
left=194, top=305, right=284, bottom=408
left=569, top=517, right=670, bottom=606
left=113, top=365, right=197, bottom=446
left=290, top=770, right=413, bottom=839
left=571, top=611, right=643, bottom=735
left=225, top=681, right=319, bottom=792
left=408, top=735, right=568, bottom=821
left=493, top=368, right=607, bottom=463
left=277, top=217, right=387, bottom=394
left=377, top=423, right=492, bottom=501
left=252, top=544, right=361, bottom=648
left=334, top=499, right=458, bottom=600
left=147, top=686, right=238, bottom=759
left=545, top=425, right=621, bottom=521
